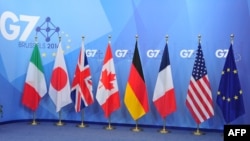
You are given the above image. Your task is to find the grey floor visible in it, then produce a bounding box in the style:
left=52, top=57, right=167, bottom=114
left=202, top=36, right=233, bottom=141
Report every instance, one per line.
left=0, top=121, right=223, bottom=141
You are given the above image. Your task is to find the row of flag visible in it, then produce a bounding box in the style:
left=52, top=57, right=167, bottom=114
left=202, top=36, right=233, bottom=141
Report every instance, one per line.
left=21, top=38, right=245, bottom=125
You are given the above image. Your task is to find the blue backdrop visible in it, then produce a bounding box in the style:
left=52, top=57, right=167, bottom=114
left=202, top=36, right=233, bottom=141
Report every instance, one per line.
left=0, top=0, right=250, bottom=130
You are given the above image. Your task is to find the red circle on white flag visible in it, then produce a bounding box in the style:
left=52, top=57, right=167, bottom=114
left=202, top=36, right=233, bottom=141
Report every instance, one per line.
left=51, top=67, right=67, bottom=91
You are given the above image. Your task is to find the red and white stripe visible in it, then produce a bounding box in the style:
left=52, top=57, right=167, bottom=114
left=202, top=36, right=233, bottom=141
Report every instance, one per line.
left=186, top=75, right=214, bottom=124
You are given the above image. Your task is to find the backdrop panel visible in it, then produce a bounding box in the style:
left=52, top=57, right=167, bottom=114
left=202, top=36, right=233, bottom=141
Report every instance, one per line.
left=0, top=0, right=250, bottom=130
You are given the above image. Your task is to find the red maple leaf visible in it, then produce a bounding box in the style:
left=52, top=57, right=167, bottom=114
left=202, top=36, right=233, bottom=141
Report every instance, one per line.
left=100, top=69, right=116, bottom=90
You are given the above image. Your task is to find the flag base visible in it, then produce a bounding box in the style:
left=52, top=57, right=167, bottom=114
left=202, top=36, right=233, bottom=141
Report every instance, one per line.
left=104, top=124, right=115, bottom=130
left=77, top=122, right=88, bottom=128
left=30, top=120, right=39, bottom=126
left=55, top=121, right=64, bottom=126
left=193, top=129, right=204, bottom=136
left=131, top=127, right=142, bottom=132
left=158, top=128, right=170, bottom=134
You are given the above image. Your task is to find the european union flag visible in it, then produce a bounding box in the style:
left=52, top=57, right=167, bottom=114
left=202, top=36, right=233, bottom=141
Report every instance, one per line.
left=216, top=43, right=245, bottom=124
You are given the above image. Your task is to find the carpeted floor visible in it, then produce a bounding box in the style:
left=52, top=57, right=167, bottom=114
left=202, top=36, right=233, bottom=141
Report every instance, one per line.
left=0, top=121, right=223, bottom=141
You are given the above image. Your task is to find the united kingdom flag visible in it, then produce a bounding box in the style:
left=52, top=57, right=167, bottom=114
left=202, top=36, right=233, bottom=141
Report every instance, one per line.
left=71, top=41, right=94, bottom=112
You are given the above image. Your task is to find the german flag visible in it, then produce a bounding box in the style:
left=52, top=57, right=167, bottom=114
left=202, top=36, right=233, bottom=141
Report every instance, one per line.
left=124, top=39, right=149, bottom=121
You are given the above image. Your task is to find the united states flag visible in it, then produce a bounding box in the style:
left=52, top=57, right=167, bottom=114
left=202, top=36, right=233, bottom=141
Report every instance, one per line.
left=185, top=43, right=214, bottom=124
left=71, top=42, right=94, bottom=112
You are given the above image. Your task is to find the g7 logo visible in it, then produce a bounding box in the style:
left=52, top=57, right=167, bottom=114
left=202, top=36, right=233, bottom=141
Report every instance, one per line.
left=115, top=50, right=128, bottom=58
left=0, top=11, right=40, bottom=41
left=86, top=49, right=97, bottom=57
left=215, top=49, right=228, bottom=58
left=180, top=49, right=195, bottom=58
left=147, top=50, right=160, bottom=58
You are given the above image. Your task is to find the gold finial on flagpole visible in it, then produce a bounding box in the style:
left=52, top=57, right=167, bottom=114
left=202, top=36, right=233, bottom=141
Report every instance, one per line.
left=165, top=35, right=169, bottom=44
left=35, top=36, right=38, bottom=43
left=198, top=35, right=201, bottom=44
left=230, top=34, right=234, bottom=45
left=165, top=35, right=169, bottom=45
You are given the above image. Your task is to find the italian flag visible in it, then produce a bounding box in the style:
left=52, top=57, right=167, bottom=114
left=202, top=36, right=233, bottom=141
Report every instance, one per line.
left=22, top=44, right=47, bottom=111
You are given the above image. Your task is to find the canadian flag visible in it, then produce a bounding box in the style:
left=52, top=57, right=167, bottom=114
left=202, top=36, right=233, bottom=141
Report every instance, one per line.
left=96, top=41, right=120, bottom=118
left=49, top=41, right=72, bottom=112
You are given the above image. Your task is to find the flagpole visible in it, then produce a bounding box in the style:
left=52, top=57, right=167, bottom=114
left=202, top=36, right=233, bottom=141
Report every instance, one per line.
left=135, top=34, right=138, bottom=41
left=78, top=109, right=87, bottom=128
left=31, top=36, right=39, bottom=126
left=192, top=35, right=204, bottom=136
left=55, top=36, right=64, bottom=126
left=76, top=36, right=87, bottom=128
left=159, top=118, right=169, bottom=133
left=81, top=36, right=85, bottom=45
left=108, top=35, right=111, bottom=41
left=230, top=34, right=234, bottom=45
left=131, top=35, right=142, bottom=132
left=31, top=112, right=39, bottom=125
left=104, top=35, right=115, bottom=131
left=56, top=110, right=64, bottom=126
left=198, top=34, right=201, bottom=44
left=132, top=119, right=142, bottom=132
left=193, top=124, right=204, bottom=135
left=158, top=35, right=170, bottom=134
left=105, top=116, right=115, bottom=130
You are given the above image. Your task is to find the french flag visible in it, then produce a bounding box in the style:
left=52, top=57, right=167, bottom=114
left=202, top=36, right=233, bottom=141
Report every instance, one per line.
left=153, top=43, right=177, bottom=119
